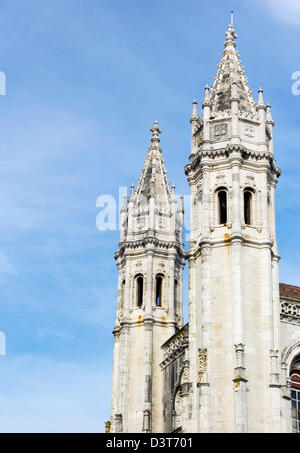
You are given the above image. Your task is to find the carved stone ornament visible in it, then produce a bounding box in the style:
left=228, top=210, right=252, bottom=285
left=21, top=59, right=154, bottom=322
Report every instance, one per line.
left=213, top=123, right=228, bottom=138
left=243, top=124, right=255, bottom=137
left=174, top=391, right=183, bottom=429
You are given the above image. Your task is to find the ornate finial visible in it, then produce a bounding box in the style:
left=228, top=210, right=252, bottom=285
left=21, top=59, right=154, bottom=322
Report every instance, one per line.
left=177, top=196, right=184, bottom=213
left=225, top=22, right=238, bottom=48
left=121, top=195, right=127, bottom=212
left=266, top=104, right=274, bottom=124
left=191, top=100, right=198, bottom=119
left=150, top=120, right=162, bottom=144
left=258, top=87, right=265, bottom=106
left=130, top=183, right=135, bottom=196
left=202, top=85, right=211, bottom=110
left=204, top=85, right=210, bottom=101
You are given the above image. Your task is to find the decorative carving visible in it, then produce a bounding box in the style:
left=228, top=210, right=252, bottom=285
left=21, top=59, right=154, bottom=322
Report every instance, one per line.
left=142, top=410, right=151, bottom=432
left=198, top=348, right=209, bottom=385
left=181, top=363, right=189, bottom=384
left=199, top=348, right=207, bottom=373
left=280, top=300, right=300, bottom=324
left=174, top=391, right=183, bottom=430
left=270, top=349, right=279, bottom=374
left=212, top=123, right=228, bottom=139
left=105, top=421, right=111, bottom=433
left=115, top=413, right=123, bottom=433
left=269, top=349, right=280, bottom=386
left=235, top=343, right=245, bottom=368
left=160, top=324, right=189, bottom=369
left=243, top=124, right=255, bottom=137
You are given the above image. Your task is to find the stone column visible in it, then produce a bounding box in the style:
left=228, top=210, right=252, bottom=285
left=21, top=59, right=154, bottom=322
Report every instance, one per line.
left=230, top=160, right=247, bottom=432
left=197, top=244, right=212, bottom=432
left=233, top=343, right=248, bottom=432
left=143, top=251, right=154, bottom=432
left=186, top=255, right=198, bottom=433
left=202, top=165, right=210, bottom=238
left=117, top=323, right=130, bottom=432
left=230, top=81, right=240, bottom=145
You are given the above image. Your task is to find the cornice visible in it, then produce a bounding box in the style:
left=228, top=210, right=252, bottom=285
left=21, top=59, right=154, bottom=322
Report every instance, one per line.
left=115, top=237, right=186, bottom=260
left=185, top=143, right=280, bottom=178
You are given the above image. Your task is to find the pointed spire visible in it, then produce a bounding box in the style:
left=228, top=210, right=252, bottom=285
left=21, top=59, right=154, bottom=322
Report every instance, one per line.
left=170, top=183, right=177, bottom=203
left=209, top=22, right=255, bottom=114
left=191, top=100, right=198, bottom=119
left=129, top=183, right=135, bottom=202
left=258, top=87, right=265, bottom=107
left=266, top=103, right=274, bottom=125
left=121, top=195, right=127, bottom=213
left=203, top=85, right=211, bottom=105
left=202, top=85, right=211, bottom=121
left=177, top=196, right=184, bottom=213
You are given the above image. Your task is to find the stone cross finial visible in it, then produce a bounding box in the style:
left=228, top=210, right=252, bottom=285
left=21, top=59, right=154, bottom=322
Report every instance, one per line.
left=150, top=120, right=162, bottom=144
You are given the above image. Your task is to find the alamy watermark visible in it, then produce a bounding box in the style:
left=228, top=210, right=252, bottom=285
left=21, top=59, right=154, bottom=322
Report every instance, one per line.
left=0, top=331, right=6, bottom=355
left=96, top=186, right=191, bottom=240
left=0, top=71, right=6, bottom=95
left=291, top=71, right=300, bottom=96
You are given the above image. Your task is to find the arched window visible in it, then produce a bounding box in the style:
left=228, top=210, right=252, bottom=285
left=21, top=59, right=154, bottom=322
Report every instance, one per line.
left=136, top=275, right=144, bottom=308
left=244, top=189, right=253, bottom=225
left=174, top=279, right=179, bottom=312
left=291, top=357, right=300, bottom=433
left=217, top=189, right=227, bottom=225
left=121, top=280, right=125, bottom=309
left=155, top=274, right=163, bottom=307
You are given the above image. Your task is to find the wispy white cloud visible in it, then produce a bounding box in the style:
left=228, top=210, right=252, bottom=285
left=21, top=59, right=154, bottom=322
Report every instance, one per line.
left=264, top=0, right=300, bottom=25
left=36, top=329, right=75, bottom=341
left=0, top=253, right=15, bottom=274
left=0, top=354, right=110, bottom=433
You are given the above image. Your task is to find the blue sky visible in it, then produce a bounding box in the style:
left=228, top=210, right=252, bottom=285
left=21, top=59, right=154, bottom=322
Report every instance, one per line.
left=0, top=0, right=299, bottom=432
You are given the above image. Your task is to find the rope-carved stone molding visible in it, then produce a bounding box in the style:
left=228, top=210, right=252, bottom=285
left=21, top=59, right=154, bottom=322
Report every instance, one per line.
left=160, top=324, right=189, bottom=370
left=281, top=339, right=300, bottom=391
left=281, top=339, right=300, bottom=367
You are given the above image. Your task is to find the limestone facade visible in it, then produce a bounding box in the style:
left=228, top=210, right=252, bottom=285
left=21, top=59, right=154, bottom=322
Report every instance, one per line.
left=109, top=23, right=300, bottom=433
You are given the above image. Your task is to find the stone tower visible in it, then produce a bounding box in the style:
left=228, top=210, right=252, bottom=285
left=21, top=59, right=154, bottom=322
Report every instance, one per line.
left=184, top=23, right=283, bottom=432
left=110, top=121, right=185, bottom=433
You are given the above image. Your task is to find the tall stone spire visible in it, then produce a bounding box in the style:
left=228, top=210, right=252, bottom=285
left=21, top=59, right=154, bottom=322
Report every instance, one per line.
left=209, top=23, right=256, bottom=114
left=135, top=121, right=173, bottom=219
left=184, top=20, right=282, bottom=434
left=110, top=122, right=185, bottom=433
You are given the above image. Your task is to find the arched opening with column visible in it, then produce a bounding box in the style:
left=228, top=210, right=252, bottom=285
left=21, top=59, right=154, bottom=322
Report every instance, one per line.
left=135, top=274, right=144, bottom=308
left=290, top=355, right=300, bottom=433
left=121, top=279, right=125, bottom=310
left=216, top=187, right=228, bottom=225
left=243, top=187, right=255, bottom=225
left=155, top=274, right=164, bottom=307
